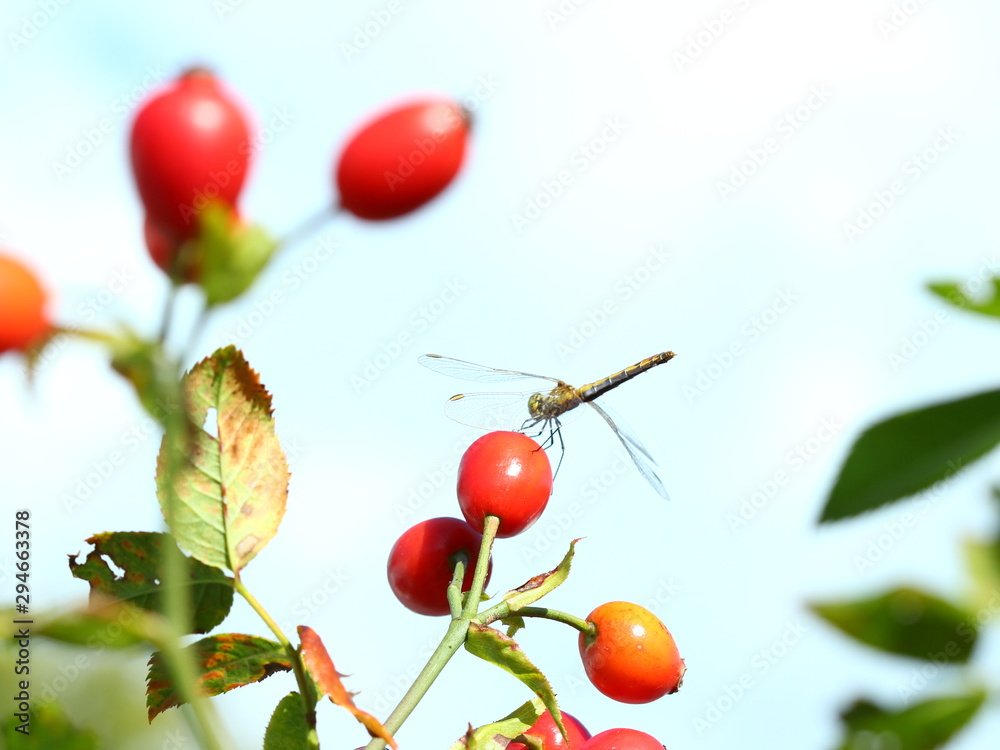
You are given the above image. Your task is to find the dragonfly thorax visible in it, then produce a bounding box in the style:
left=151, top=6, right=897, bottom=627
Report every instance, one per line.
left=527, top=385, right=582, bottom=422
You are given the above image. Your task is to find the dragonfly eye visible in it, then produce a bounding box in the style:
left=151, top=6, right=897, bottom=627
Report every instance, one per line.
left=527, top=393, right=544, bottom=418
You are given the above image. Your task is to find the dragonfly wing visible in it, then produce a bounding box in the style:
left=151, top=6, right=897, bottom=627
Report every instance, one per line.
left=587, top=399, right=656, bottom=461
left=419, top=354, right=563, bottom=385
left=587, top=401, right=670, bottom=500
left=440, top=391, right=541, bottom=432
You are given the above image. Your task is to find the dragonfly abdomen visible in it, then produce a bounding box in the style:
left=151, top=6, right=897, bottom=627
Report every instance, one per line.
left=577, top=351, right=676, bottom=402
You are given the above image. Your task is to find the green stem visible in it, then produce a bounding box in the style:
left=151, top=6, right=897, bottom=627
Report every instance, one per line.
left=157, top=284, right=177, bottom=345
left=363, top=516, right=500, bottom=749
left=362, top=618, right=471, bottom=750
left=160, top=425, right=230, bottom=750
left=462, top=515, right=500, bottom=619
left=477, top=604, right=596, bottom=638
left=234, top=576, right=320, bottom=749
left=277, top=204, right=340, bottom=249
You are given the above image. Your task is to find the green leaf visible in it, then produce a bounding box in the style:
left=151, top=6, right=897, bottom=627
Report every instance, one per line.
left=196, top=202, right=277, bottom=307
left=105, top=327, right=187, bottom=433
left=464, top=624, right=565, bottom=740
left=502, top=615, right=526, bottom=639
left=448, top=698, right=547, bottom=750
left=1, top=700, right=100, bottom=749
left=836, top=691, right=987, bottom=750
left=810, top=587, right=977, bottom=663
left=264, top=692, right=312, bottom=750
left=68, top=532, right=233, bottom=634
left=820, top=388, right=1000, bottom=523
left=156, top=346, right=290, bottom=572
left=929, top=278, right=1000, bottom=319
left=503, top=540, right=579, bottom=612
left=962, top=537, right=1000, bottom=613
left=146, top=633, right=292, bottom=722
left=35, top=598, right=147, bottom=649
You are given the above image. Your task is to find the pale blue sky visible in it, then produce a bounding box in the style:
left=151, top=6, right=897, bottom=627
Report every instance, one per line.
left=2, top=1, right=1000, bottom=748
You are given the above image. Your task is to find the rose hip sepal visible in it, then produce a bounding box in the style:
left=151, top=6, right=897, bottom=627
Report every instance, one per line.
left=509, top=708, right=591, bottom=750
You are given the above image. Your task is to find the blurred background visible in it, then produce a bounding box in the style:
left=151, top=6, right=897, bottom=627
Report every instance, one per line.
left=2, top=0, right=999, bottom=747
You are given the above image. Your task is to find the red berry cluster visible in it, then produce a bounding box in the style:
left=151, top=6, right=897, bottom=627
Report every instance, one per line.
left=386, top=430, right=683, bottom=746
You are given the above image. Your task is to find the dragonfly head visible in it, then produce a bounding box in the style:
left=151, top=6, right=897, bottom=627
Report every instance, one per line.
left=527, top=392, right=546, bottom=420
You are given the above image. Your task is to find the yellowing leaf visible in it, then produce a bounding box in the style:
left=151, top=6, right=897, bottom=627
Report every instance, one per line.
left=156, top=347, right=289, bottom=572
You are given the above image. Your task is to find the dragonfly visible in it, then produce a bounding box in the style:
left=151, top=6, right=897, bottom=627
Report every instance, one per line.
left=418, top=351, right=676, bottom=499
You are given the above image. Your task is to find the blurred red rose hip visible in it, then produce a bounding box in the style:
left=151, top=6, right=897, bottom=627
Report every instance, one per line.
left=336, top=98, right=469, bottom=220
left=130, top=68, right=252, bottom=242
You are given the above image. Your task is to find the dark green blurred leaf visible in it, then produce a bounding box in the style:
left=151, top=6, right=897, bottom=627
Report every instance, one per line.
left=263, top=692, right=311, bottom=750
left=929, top=278, right=1000, bottom=319
left=503, top=540, right=579, bottom=612
left=811, top=587, right=977, bottom=662
left=1, top=700, right=100, bottom=749
left=464, top=624, right=565, bottom=740
left=146, top=634, right=291, bottom=722
left=820, top=389, right=1000, bottom=523
left=836, top=691, right=986, bottom=750
left=69, top=532, right=233, bottom=634
left=448, top=698, right=547, bottom=750
left=196, top=202, right=277, bottom=307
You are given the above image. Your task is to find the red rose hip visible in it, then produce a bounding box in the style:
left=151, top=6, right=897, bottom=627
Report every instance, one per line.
left=457, top=431, right=553, bottom=538
left=336, top=98, right=469, bottom=220
left=0, top=254, right=51, bottom=354
left=579, top=601, right=684, bottom=704
left=387, top=517, right=490, bottom=616
left=582, top=728, right=663, bottom=750
left=509, top=708, right=591, bottom=750
left=130, top=69, right=251, bottom=241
